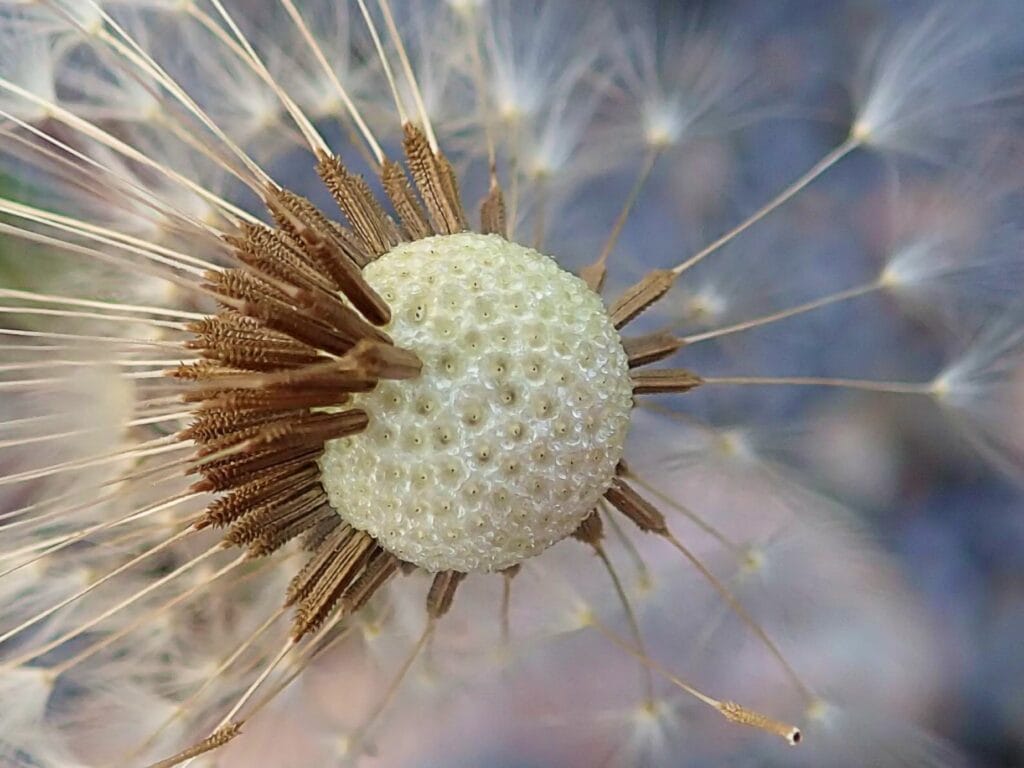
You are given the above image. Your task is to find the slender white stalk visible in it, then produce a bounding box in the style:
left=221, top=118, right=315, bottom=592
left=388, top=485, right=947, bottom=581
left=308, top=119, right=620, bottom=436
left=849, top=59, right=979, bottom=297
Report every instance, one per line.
left=671, top=139, right=860, bottom=276
left=0, top=306, right=188, bottom=330
left=0, top=200, right=225, bottom=275
left=681, top=281, right=881, bottom=344
left=0, top=73, right=261, bottom=223
left=277, top=0, right=385, bottom=163
left=49, top=552, right=251, bottom=677
left=0, top=434, right=187, bottom=489
left=178, top=638, right=298, bottom=768
left=0, top=526, right=196, bottom=648
left=2, top=543, right=224, bottom=669
left=0, top=289, right=206, bottom=320
left=127, top=604, right=288, bottom=762
left=701, top=376, right=935, bottom=395
left=0, top=328, right=183, bottom=348
left=0, top=217, right=210, bottom=285
left=81, top=1, right=271, bottom=187
left=0, top=490, right=199, bottom=578
left=0, top=109, right=228, bottom=237
left=0, top=410, right=189, bottom=452
left=200, top=0, right=329, bottom=155
left=355, top=0, right=409, bottom=125
left=376, top=0, right=439, bottom=150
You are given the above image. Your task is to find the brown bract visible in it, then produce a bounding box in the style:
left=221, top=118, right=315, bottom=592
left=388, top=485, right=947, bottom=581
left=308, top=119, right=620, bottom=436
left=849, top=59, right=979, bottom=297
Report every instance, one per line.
left=171, top=124, right=473, bottom=645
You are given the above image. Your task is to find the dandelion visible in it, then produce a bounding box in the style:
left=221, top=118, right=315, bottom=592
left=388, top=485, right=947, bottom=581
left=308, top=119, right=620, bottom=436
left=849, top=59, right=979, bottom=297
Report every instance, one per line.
left=0, top=1, right=1020, bottom=767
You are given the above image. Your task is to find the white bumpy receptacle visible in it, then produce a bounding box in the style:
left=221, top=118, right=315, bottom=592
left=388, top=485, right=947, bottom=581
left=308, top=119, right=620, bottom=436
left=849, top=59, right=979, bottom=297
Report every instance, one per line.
left=319, top=233, right=633, bottom=572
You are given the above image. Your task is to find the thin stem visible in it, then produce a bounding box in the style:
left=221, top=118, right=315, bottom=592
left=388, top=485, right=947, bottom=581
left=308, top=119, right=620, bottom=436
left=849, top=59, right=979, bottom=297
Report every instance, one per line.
left=175, top=638, right=297, bottom=768
left=123, top=606, right=289, bottom=764
left=355, top=0, right=409, bottom=125
left=347, top=619, right=436, bottom=756
left=590, top=619, right=801, bottom=746
left=671, top=138, right=859, bottom=276
left=701, top=375, right=934, bottom=395
left=626, top=471, right=743, bottom=555
left=377, top=0, right=440, bottom=151
left=199, top=1, right=329, bottom=154
left=682, top=281, right=880, bottom=345
left=277, top=0, right=385, bottom=164
left=660, top=529, right=814, bottom=704
left=594, top=542, right=654, bottom=703
left=0, top=289, right=205, bottom=320
left=589, top=147, right=661, bottom=281
left=3, top=542, right=222, bottom=669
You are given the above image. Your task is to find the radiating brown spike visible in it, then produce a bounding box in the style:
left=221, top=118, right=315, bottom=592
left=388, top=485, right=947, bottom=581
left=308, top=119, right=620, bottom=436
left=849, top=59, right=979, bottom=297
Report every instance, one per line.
left=273, top=283, right=391, bottom=346
left=229, top=226, right=334, bottom=295
left=203, top=387, right=351, bottom=414
left=316, top=152, right=401, bottom=256
left=234, top=240, right=392, bottom=333
left=235, top=295, right=374, bottom=358
left=302, top=515, right=342, bottom=552
left=147, top=723, right=243, bottom=768
left=608, top=269, right=676, bottom=329
left=170, top=360, right=248, bottom=383
left=288, top=523, right=359, bottom=606
left=264, top=217, right=392, bottom=328
left=291, top=532, right=379, bottom=639
left=341, top=550, right=400, bottom=614
left=200, top=463, right=320, bottom=529
left=579, top=260, right=607, bottom=294
left=190, top=452, right=314, bottom=497
left=186, top=331, right=321, bottom=372
left=382, top=159, right=434, bottom=241
left=402, top=122, right=468, bottom=235
left=249, top=502, right=336, bottom=558
left=204, top=268, right=288, bottom=305
left=718, top=702, right=802, bottom=745
left=426, top=571, right=466, bottom=619
left=350, top=339, right=423, bottom=379
left=480, top=181, right=507, bottom=237
left=193, top=446, right=321, bottom=494
left=295, top=547, right=400, bottom=639
left=216, top=367, right=378, bottom=400
left=238, top=410, right=370, bottom=454
left=225, top=486, right=326, bottom=549
left=603, top=477, right=668, bottom=535
left=181, top=408, right=304, bottom=444
left=266, top=186, right=377, bottom=273
left=326, top=220, right=375, bottom=268
left=622, top=332, right=686, bottom=368
left=631, top=369, right=704, bottom=395
left=437, top=152, right=469, bottom=231
left=572, top=509, right=605, bottom=546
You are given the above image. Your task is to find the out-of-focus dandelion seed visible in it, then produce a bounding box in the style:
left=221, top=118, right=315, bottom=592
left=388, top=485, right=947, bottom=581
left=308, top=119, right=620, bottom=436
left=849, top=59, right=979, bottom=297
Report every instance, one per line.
left=850, top=3, right=1014, bottom=160
left=0, top=0, right=1018, bottom=766
left=931, top=311, right=1024, bottom=479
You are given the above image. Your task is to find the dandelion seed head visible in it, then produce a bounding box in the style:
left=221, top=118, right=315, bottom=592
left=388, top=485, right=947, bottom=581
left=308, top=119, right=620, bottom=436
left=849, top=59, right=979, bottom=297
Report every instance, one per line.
left=0, top=0, right=1020, bottom=765
left=850, top=2, right=1012, bottom=160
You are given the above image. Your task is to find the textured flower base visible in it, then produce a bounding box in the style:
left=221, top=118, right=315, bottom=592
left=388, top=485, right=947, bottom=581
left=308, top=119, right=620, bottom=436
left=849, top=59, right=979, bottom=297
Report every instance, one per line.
left=319, top=233, right=633, bottom=572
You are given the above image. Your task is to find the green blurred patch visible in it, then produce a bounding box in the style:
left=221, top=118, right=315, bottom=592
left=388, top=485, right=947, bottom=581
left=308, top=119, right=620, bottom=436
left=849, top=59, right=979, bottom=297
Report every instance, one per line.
left=0, top=172, right=97, bottom=295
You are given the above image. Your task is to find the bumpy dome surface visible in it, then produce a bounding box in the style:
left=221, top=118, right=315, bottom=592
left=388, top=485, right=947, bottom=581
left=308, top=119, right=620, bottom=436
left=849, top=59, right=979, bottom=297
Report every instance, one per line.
left=319, top=233, right=633, bottom=572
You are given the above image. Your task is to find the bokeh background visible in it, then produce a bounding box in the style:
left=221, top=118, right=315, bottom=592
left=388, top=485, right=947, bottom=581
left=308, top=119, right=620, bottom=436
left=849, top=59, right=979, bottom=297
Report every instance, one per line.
left=624, top=2, right=1024, bottom=766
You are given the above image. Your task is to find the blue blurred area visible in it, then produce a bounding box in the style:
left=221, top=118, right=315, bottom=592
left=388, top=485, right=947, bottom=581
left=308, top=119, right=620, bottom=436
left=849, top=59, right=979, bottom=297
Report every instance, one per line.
left=647, top=2, right=1024, bottom=766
